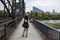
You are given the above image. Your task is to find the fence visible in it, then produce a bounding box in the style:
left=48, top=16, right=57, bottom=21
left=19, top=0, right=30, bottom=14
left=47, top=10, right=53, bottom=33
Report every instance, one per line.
left=0, top=17, right=22, bottom=40
left=33, top=19, right=60, bottom=40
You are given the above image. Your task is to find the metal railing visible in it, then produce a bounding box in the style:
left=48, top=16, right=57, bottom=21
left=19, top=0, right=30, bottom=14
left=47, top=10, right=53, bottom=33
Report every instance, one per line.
left=33, top=19, right=60, bottom=40
left=0, top=17, right=22, bottom=40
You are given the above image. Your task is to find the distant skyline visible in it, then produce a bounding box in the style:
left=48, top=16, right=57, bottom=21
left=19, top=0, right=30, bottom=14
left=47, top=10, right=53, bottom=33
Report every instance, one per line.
left=25, top=0, right=60, bottom=12
left=0, top=0, right=60, bottom=13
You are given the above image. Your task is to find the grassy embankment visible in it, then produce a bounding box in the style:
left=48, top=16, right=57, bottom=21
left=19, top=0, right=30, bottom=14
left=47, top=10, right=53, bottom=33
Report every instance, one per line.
left=48, top=23, right=60, bottom=29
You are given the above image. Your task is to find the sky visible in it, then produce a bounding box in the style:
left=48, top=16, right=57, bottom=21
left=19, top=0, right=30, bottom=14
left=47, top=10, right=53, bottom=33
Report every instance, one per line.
left=0, top=0, right=60, bottom=12
left=25, top=0, right=60, bottom=12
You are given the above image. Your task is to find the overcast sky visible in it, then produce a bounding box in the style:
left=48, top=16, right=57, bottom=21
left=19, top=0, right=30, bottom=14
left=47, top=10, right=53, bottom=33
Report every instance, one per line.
left=25, top=0, right=60, bottom=12
left=0, top=0, right=60, bottom=12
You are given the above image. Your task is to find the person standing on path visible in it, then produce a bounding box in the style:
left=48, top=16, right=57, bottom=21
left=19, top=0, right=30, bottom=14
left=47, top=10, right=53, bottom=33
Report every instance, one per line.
left=22, top=13, right=29, bottom=37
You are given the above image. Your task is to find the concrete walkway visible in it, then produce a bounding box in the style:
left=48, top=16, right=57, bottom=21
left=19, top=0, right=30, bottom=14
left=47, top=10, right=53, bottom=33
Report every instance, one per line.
left=8, top=19, right=43, bottom=40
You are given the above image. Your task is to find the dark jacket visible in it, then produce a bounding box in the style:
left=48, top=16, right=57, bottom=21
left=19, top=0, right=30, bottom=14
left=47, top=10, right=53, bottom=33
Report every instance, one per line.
left=23, top=15, right=29, bottom=28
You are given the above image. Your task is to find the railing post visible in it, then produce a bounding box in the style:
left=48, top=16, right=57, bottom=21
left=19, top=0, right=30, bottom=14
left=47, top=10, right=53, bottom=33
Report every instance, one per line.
left=59, top=33, right=60, bottom=40
left=58, top=33, right=59, bottom=40
left=4, top=24, right=7, bottom=40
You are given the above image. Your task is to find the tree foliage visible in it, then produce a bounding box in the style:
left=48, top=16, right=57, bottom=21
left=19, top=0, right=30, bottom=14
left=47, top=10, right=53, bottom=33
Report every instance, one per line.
left=29, top=11, right=60, bottom=20
left=0, top=10, right=9, bottom=18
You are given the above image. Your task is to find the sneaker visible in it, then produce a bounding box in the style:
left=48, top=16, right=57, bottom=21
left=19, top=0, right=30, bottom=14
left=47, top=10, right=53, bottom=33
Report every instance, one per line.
left=25, top=35, right=28, bottom=38
left=22, top=35, right=24, bottom=37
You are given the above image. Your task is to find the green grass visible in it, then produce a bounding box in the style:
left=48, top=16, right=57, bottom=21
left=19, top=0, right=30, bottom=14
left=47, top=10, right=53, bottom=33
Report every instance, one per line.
left=48, top=23, right=60, bottom=29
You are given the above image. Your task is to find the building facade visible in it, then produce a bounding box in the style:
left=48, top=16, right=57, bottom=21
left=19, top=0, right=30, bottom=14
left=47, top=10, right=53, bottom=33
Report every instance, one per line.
left=32, top=7, right=43, bottom=13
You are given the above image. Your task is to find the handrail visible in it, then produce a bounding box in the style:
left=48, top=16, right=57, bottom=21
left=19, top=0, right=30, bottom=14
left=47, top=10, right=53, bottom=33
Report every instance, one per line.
left=0, top=18, right=12, bottom=23
left=0, top=17, right=20, bottom=40
left=0, top=19, right=14, bottom=26
left=33, top=19, right=60, bottom=40
left=35, top=20, right=60, bottom=32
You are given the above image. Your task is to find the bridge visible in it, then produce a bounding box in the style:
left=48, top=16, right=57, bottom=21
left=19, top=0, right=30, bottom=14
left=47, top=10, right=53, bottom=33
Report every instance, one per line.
left=0, top=0, right=60, bottom=40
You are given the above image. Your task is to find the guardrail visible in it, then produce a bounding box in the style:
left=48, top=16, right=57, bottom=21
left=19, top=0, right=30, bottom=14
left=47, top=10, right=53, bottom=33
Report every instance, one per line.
left=33, top=19, right=60, bottom=40
left=0, top=17, right=22, bottom=40
left=0, top=18, right=12, bottom=23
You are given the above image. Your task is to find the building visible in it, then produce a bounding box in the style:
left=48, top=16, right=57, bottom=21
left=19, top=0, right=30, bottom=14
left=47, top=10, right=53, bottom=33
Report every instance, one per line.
left=32, top=7, right=44, bottom=13
left=52, top=9, right=58, bottom=15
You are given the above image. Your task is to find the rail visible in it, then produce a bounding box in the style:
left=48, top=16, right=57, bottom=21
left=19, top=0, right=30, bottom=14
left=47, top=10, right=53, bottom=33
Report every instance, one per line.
left=0, top=17, right=22, bottom=40
left=32, top=19, right=60, bottom=40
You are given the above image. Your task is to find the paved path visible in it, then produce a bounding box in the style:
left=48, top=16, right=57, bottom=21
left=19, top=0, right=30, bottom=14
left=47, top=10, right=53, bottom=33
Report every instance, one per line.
left=8, top=19, right=43, bottom=40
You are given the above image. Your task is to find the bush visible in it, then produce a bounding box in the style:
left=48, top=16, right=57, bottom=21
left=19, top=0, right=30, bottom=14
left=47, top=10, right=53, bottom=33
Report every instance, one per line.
left=0, top=10, right=9, bottom=18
